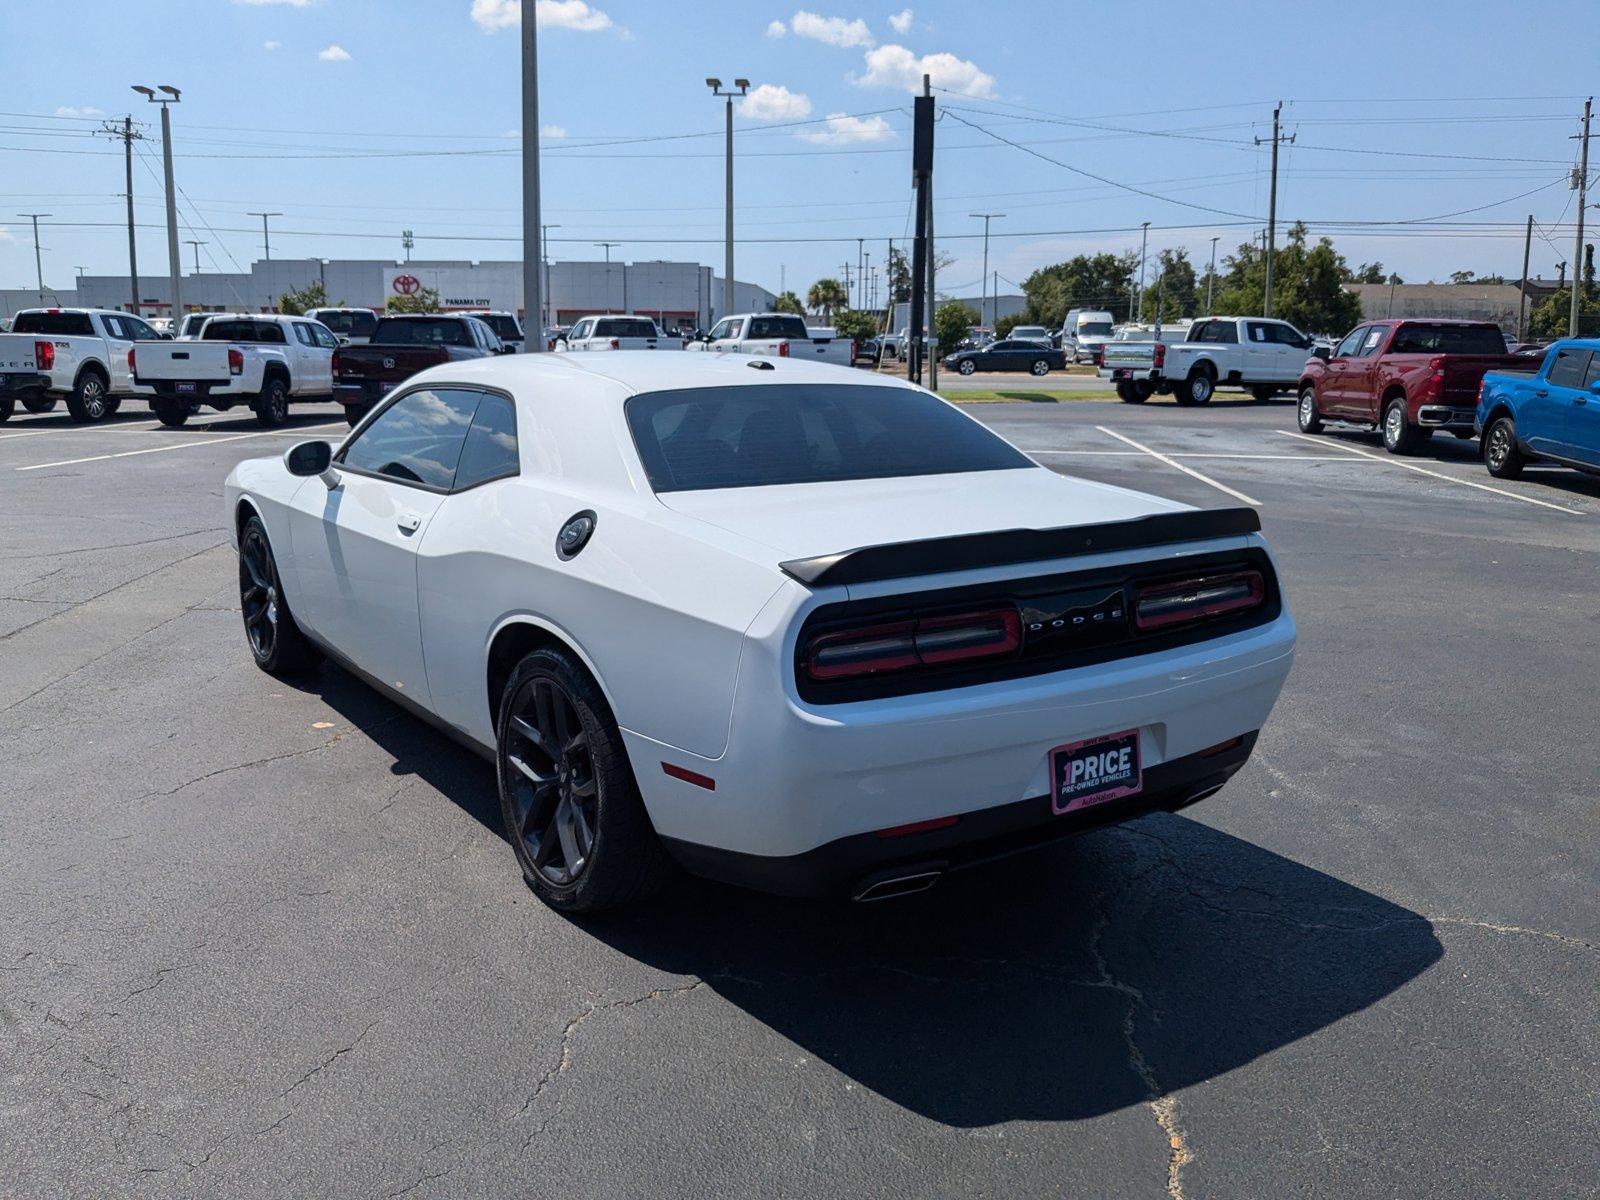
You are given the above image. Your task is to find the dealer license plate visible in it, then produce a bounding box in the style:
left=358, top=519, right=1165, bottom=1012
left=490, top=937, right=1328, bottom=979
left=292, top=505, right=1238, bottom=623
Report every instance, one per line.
left=1050, top=729, right=1142, bottom=816
left=175, top=382, right=197, bottom=394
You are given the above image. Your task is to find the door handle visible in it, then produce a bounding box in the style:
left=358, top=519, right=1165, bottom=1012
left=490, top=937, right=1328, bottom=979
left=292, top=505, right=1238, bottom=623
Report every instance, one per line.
left=1535, top=389, right=1548, bottom=397
left=396, top=511, right=422, bottom=534
left=1576, top=396, right=1589, bottom=406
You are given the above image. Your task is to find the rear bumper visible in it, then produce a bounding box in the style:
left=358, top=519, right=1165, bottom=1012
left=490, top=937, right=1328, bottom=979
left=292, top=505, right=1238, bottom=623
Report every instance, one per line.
left=1415, top=404, right=1476, bottom=429
left=139, top=377, right=233, bottom=400
left=0, top=372, right=48, bottom=395
left=1099, top=367, right=1159, bottom=382
left=661, top=733, right=1258, bottom=898
left=334, top=381, right=394, bottom=409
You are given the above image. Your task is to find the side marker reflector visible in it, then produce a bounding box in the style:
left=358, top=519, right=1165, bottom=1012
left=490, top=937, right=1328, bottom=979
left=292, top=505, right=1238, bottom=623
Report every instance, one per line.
left=662, top=762, right=716, bottom=790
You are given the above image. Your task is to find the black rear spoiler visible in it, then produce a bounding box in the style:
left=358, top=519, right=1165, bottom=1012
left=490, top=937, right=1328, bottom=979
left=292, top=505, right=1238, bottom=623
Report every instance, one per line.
left=779, top=507, right=1261, bottom=588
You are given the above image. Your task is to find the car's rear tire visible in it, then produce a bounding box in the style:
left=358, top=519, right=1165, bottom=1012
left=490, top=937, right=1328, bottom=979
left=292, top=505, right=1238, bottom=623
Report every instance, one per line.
left=254, top=377, right=289, bottom=428
left=104, top=396, right=122, bottom=416
left=1250, top=384, right=1277, bottom=403
left=1030, top=358, right=1051, bottom=377
left=344, top=405, right=368, bottom=429
left=1451, top=429, right=1475, bottom=440
left=0, top=395, right=14, bottom=422
left=21, top=394, right=56, bottom=415
left=957, top=359, right=976, bottom=376
left=1175, top=366, right=1214, bottom=406
left=1381, top=398, right=1427, bottom=455
left=152, top=398, right=191, bottom=428
left=497, top=646, right=669, bottom=913
left=1297, top=386, right=1324, bottom=433
left=1116, top=380, right=1149, bottom=404
left=1483, top=416, right=1526, bottom=479
left=65, top=369, right=111, bottom=423
left=238, top=515, right=322, bottom=677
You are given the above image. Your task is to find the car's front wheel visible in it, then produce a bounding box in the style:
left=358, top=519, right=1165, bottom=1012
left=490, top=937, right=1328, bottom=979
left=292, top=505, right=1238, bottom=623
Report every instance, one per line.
left=1297, top=386, right=1324, bottom=433
left=498, top=647, right=669, bottom=913
left=238, top=515, right=322, bottom=676
left=957, top=359, right=976, bottom=376
left=1483, top=416, right=1526, bottom=479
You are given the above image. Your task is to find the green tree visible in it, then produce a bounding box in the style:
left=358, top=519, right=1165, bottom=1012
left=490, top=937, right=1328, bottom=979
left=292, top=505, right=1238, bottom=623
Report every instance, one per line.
left=1527, top=289, right=1600, bottom=339
left=807, top=277, right=848, bottom=319
left=1021, top=251, right=1138, bottom=328
left=833, top=309, right=878, bottom=342
left=277, top=279, right=327, bottom=315
left=385, top=285, right=441, bottom=314
left=994, top=313, right=1023, bottom=338
left=1211, top=223, right=1361, bottom=336
left=934, top=302, right=978, bottom=355
left=1346, top=261, right=1388, bottom=285
left=773, top=290, right=804, bottom=315
left=886, top=246, right=911, bottom=304
left=1145, top=248, right=1198, bottom=322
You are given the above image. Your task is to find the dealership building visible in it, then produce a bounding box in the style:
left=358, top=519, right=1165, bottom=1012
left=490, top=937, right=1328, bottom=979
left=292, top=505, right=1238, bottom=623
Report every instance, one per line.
left=2, top=257, right=776, bottom=333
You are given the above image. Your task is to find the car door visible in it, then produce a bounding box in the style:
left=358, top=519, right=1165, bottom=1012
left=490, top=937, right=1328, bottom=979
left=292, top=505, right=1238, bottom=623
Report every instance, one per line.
left=1319, top=327, right=1367, bottom=415
left=97, top=314, right=140, bottom=394
left=291, top=322, right=332, bottom=393
left=306, top=321, right=339, bottom=391
left=286, top=386, right=481, bottom=702
left=1343, top=324, right=1389, bottom=420
left=1536, top=344, right=1593, bottom=459
left=711, top=317, right=744, bottom=352
left=1572, top=350, right=1600, bottom=467
left=1267, top=321, right=1311, bottom=381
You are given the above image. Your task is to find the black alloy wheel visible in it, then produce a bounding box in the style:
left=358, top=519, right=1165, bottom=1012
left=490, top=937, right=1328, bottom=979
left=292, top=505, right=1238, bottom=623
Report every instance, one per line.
left=238, top=515, right=320, bottom=675
left=1483, top=416, right=1526, bottom=479
left=502, top=676, right=599, bottom=890
left=67, top=370, right=111, bottom=423
left=256, top=378, right=290, bottom=428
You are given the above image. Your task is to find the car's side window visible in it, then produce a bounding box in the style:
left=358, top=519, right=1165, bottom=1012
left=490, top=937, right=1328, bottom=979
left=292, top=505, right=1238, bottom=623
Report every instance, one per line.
left=708, top=319, right=733, bottom=340
left=127, top=317, right=158, bottom=340
left=1246, top=322, right=1271, bottom=343
left=1583, top=351, right=1600, bottom=389
left=1334, top=328, right=1366, bottom=358
left=293, top=323, right=317, bottom=347
left=339, top=388, right=481, bottom=491
left=453, top=391, right=520, bottom=490
left=1548, top=348, right=1591, bottom=389
left=101, top=315, right=132, bottom=341
left=571, top=319, right=591, bottom=341
left=310, top=324, right=339, bottom=350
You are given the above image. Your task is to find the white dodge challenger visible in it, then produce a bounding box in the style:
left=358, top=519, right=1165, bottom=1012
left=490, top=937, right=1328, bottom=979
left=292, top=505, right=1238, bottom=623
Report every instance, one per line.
left=225, top=353, right=1295, bottom=910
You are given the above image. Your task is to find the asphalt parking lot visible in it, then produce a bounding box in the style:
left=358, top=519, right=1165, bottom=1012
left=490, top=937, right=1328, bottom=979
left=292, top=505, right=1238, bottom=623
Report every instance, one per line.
left=3, top=395, right=1597, bottom=1198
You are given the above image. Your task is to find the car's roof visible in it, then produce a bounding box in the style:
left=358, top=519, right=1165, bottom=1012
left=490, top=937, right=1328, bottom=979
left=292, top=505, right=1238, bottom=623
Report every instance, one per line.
left=424, top=349, right=925, bottom=399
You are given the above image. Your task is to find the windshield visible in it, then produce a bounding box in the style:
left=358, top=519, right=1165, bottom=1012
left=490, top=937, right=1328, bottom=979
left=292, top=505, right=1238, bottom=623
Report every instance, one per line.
left=594, top=317, right=658, bottom=338
left=202, top=319, right=286, bottom=344
left=372, top=317, right=470, bottom=346
left=1078, top=322, right=1114, bottom=337
left=626, top=384, right=1032, bottom=493
left=747, top=314, right=810, bottom=340
left=1390, top=324, right=1509, bottom=355
left=13, top=311, right=94, bottom=336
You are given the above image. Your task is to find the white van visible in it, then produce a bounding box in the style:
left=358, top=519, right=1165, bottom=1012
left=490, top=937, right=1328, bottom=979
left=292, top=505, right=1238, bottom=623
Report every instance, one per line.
left=1061, top=309, right=1116, bottom=363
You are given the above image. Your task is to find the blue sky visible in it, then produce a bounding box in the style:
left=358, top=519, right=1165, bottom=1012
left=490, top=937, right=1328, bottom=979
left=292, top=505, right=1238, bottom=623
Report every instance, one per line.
left=2, top=0, right=1597, bottom=302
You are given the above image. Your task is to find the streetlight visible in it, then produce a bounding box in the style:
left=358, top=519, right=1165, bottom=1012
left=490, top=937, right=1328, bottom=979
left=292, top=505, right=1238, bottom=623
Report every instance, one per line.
left=595, top=242, right=620, bottom=313
left=1206, top=235, right=1219, bottom=315
left=248, top=212, right=282, bottom=261
left=18, top=213, right=50, bottom=304
left=541, top=223, right=560, bottom=331
left=185, top=239, right=207, bottom=273
left=970, top=212, right=1005, bottom=328
left=1135, top=220, right=1151, bottom=322
left=133, top=84, right=183, bottom=318
left=706, top=77, right=750, bottom=319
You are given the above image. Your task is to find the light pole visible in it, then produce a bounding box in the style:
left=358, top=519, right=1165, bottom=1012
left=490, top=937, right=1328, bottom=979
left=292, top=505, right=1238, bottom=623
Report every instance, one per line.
left=520, top=0, right=544, bottom=350
left=1135, top=220, right=1151, bottom=322
left=541, top=223, right=560, bottom=330
left=185, top=239, right=206, bottom=273
left=247, top=212, right=281, bottom=261
left=706, top=77, right=749, bottom=319
left=595, top=242, right=620, bottom=313
left=1206, top=236, right=1219, bottom=315
left=970, top=212, right=1004, bottom=328
left=18, top=213, right=50, bottom=304
left=133, top=84, right=183, bottom=319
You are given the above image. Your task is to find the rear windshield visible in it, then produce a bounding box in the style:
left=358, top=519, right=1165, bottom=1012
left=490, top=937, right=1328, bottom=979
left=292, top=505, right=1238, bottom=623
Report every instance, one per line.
left=203, top=320, right=286, bottom=344
left=14, top=311, right=94, bottom=336
left=474, top=314, right=522, bottom=339
left=747, top=314, right=809, bottom=340
left=1078, top=322, right=1114, bottom=336
left=372, top=317, right=470, bottom=346
left=312, top=310, right=379, bottom=337
left=594, top=317, right=658, bottom=338
left=1390, top=324, right=1508, bottom=355
left=626, top=384, right=1032, bottom=493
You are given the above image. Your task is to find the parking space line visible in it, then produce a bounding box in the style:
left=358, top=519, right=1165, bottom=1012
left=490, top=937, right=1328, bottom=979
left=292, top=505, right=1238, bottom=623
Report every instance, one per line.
left=1092, top=426, right=1262, bottom=507
left=1275, top=431, right=1583, bottom=515
left=1024, top=449, right=1378, bottom=462
left=16, top=422, right=344, bottom=472
left=0, top=413, right=261, bottom=442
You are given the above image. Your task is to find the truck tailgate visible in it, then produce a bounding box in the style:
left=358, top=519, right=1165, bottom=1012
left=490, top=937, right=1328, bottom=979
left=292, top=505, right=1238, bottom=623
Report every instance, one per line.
left=133, top=342, right=231, bottom=381
left=0, top=335, right=40, bottom=373
left=334, top=345, right=448, bottom=381
left=1439, top=355, right=1528, bottom=403
left=1101, top=342, right=1157, bottom=371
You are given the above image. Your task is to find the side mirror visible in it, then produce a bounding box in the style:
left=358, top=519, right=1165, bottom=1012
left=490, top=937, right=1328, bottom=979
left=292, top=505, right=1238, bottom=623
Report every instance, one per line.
left=1312, top=346, right=1331, bottom=361
left=1589, top=380, right=1600, bottom=396
left=284, top=440, right=338, bottom=489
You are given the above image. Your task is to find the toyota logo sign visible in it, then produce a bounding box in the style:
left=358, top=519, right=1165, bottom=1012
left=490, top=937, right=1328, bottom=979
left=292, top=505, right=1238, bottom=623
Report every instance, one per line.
left=392, top=274, right=421, bottom=296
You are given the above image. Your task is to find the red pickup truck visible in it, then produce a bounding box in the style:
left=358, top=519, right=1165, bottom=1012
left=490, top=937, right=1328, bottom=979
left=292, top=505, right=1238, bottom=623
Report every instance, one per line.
left=332, top=314, right=505, bottom=426
left=1296, top=320, right=1523, bottom=454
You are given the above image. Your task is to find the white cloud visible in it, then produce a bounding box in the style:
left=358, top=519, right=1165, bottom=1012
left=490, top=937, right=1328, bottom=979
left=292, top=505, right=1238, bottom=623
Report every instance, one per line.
left=765, top=18, right=787, bottom=37
left=791, top=11, right=874, bottom=48
left=798, top=112, right=895, bottom=145
left=0, top=228, right=14, bottom=243
left=263, top=40, right=281, bottom=50
left=856, top=44, right=995, bottom=97
left=540, top=123, right=567, bottom=138
left=888, top=8, right=912, bottom=33
left=738, top=84, right=812, bottom=122
left=317, top=44, right=351, bottom=61
left=54, top=106, right=104, bottom=118
left=471, top=0, right=617, bottom=33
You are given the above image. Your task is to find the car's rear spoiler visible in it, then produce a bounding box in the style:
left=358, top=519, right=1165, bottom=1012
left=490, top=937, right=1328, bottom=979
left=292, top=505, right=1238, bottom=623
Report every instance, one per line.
left=779, top=507, right=1261, bottom=588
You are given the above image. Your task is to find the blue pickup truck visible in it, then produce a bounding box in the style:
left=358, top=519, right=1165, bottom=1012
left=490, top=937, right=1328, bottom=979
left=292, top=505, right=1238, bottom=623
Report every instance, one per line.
left=1476, top=339, right=1600, bottom=479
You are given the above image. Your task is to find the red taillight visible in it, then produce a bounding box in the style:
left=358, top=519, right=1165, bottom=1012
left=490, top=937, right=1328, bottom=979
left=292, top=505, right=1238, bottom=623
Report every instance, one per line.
left=1132, top=570, right=1265, bottom=632
left=34, top=340, right=54, bottom=371
left=1427, top=355, right=1446, bottom=397
left=1153, top=342, right=1166, bottom=369
left=127, top=347, right=136, bottom=372
left=804, top=607, right=1022, bottom=682
left=331, top=348, right=342, bottom=375
left=228, top=347, right=244, bottom=376
left=778, top=341, right=791, bottom=357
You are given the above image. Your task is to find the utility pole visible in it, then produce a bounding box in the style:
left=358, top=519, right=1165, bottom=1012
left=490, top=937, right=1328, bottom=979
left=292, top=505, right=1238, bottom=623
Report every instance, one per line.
left=1207, top=235, right=1219, bottom=315
left=185, top=240, right=206, bottom=273
left=909, top=79, right=933, bottom=383
left=595, top=242, right=620, bottom=313
left=971, top=212, right=1004, bottom=328
left=924, top=77, right=939, bottom=391
left=1570, top=97, right=1592, bottom=336
left=856, top=237, right=865, bottom=310
left=520, top=0, right=544, bottom=349
left=1256, top=102, right=1295, bottom=318
left=99, top=116, right=144, bottom=314
left=541, top=223, right=560, bottom=331
left=1518, top=214, right=1534, bottom=341
left=247, top=212, right=281, bottom=261
left=133, top=84, right=183, bottom=320
left=19, top=213, right=50, bottom=304
left=1387, top=273, right=1399, bottom=318
left=401, top=229, right=414, bottom=262
left=1135, top=221, right=1150, bottom=322
left=706, top=77, right=749, bottom=319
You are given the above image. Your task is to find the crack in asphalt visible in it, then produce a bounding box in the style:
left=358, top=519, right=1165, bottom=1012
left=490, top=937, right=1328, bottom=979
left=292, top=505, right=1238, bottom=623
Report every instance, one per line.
left=4, top=528, right=217, bottom=562
left=277, top=1018, right=380, bottom=1102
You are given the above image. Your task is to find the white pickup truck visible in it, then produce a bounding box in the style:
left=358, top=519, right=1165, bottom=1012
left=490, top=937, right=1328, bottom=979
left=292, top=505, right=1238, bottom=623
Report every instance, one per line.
left=687, top=312, right=855, bottom=365
left=558, top=314, right=682, bottom=352
left=1098, top=315, right=1316, bottom=405
left=0, top=308, right=163, bottom=422
left=131, top=313, right=338, bottom=427
left=0, top=337, right=47, bottom=422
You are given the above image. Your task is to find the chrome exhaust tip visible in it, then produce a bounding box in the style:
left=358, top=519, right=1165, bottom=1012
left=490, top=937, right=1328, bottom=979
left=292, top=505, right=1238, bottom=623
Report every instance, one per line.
left=852, top=869, right=944, bottom=902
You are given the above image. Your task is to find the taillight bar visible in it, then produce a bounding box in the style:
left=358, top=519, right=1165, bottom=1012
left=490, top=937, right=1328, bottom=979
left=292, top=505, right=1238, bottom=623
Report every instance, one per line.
left=1132, top=570, right=1265, bottom=632
left=805, top=606, right=1022, bottom=682
left=228, top=347, right=245, bottom=376
left=1152, top=341, right=1166, bottom=369
left=127, top=347, right=137, bottom=373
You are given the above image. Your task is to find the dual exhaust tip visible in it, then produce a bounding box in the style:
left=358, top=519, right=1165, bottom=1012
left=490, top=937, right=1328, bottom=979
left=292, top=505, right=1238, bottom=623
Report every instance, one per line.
left=852, top=868, right=944, bottom=903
